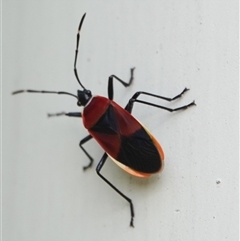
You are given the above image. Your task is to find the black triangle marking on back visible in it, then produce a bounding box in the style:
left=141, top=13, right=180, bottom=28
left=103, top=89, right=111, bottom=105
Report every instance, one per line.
left=90, top=105, right=118, bottom=134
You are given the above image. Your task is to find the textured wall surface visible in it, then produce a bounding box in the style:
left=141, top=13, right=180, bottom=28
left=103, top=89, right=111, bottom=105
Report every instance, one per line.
left=3, top=1, right=238, bottom=240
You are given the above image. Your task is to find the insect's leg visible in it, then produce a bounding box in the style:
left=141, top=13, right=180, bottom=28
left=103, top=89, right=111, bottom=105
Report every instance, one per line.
left=47, top=111, right=93, bottom=169
left=129, top=88, right=190, bottom=102
left=125, top=89, right=195, bottom=113
left=96, top=152, right=135, bottom=227
left=108, top=68, right=135, bottom=100
left=48, top=112, right=82, bottom=118
left=79, top=135, right=94, bottom=170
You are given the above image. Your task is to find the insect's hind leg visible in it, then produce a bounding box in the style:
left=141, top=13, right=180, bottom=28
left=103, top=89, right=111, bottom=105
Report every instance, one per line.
left=96, top=152, right=135, bottom=227
left=108, top=68, right=135, bottom=100
left=125, top=88, right=195, bottom=113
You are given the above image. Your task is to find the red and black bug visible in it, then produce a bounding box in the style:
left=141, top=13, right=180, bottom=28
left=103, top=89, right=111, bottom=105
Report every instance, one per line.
left=12, top=13, right=195, bottom=227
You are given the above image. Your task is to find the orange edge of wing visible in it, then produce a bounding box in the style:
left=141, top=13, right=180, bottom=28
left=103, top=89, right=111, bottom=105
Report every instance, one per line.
left=108, top=155, right=152, bottom=178
left=107, top=125, right=165, bottom=178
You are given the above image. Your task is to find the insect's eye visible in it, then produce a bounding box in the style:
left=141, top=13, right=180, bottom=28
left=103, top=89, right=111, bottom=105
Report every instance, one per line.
left=77, top=101, right=82, bottom=106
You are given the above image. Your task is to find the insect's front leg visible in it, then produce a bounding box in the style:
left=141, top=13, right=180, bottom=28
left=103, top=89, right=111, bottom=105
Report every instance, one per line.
left=47, top=112, right=82, bottom=117
left=47, top=112, right=94, bottom=169
left=108, top=68, right=135, bottom=100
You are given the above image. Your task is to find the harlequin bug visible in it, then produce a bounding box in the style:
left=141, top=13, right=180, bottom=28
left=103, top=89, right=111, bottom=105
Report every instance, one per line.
left=12, top=13, right=195, bottom=227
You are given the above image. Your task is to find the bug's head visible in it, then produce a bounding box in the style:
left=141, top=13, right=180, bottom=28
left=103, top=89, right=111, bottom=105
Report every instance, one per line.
left=77, top=89, right=92, bottom=106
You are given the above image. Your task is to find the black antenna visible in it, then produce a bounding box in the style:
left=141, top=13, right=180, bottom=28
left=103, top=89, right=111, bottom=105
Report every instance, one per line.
left=74, top=13, right=87, bottom=90
left=12, top=13, right=88, bottom=99
left=12, top=89, right=78, bottom=99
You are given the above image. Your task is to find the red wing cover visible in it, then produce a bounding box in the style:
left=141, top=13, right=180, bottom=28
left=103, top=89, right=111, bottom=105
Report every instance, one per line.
left=88, top=100, right=164, bottom=174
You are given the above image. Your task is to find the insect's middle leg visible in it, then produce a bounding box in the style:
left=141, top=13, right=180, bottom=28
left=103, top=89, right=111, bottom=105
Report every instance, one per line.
left=47, top=112, right=94, bottom=170
left=96, top=152, right=135, bottom=227
left=108, top=68, right=135, bottom=100
left=79, top=135, right=94, bottom=170
left=125, top=88, right=195, bottom=113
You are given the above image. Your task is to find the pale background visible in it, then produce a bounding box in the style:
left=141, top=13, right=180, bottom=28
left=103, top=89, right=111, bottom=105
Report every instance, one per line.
left=2, top=1, right=238, bottom=241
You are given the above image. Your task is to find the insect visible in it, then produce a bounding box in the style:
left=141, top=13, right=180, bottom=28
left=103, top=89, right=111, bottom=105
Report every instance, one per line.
left=12, top=13, right=195, bottom=227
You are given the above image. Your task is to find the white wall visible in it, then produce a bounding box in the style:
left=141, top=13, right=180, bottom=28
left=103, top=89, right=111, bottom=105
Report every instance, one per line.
left=3, top=1, right=238, bottom=240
